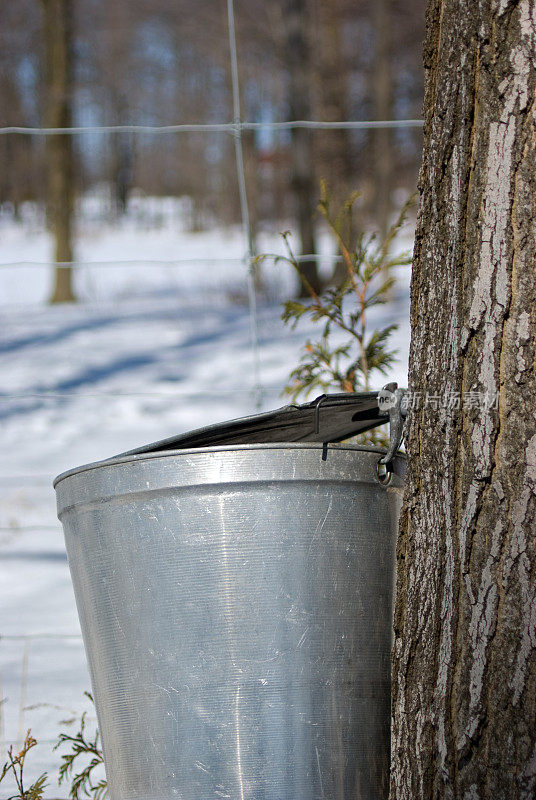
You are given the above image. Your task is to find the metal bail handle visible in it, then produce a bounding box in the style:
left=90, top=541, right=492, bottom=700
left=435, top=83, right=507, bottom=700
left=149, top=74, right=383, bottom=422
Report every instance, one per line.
left=114, top=387, right=408, bottom=461
left=378, top=382, right=407, bottom=465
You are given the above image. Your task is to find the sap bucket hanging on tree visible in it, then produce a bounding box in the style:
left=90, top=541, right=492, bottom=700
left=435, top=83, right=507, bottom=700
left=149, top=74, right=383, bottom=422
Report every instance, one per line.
left=54, top=384, right=406, bottom=800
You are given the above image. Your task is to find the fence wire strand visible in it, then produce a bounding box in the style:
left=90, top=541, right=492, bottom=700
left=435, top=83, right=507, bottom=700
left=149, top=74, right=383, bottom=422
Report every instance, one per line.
left=0, top=253, right=346, bottom=269
left=0, top=119, right=423, bottom=136
left=16, top=641, right=29, bottom=749
left=226, top=0, right=262, bottom=409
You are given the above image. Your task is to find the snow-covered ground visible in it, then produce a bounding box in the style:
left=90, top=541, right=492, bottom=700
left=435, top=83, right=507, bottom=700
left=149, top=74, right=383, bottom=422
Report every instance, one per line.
left=0, top=199, right=412, bottom=795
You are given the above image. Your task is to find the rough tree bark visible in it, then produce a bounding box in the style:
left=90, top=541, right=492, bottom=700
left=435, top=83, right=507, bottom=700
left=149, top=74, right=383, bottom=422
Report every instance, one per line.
left=391, top=1, right=536, bottom=798
left=41, top=0, right=76, bottom=304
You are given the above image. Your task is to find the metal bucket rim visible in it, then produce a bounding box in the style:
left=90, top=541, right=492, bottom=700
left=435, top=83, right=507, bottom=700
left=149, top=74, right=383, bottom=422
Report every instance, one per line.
left=53, top=442, right=406, bottom=488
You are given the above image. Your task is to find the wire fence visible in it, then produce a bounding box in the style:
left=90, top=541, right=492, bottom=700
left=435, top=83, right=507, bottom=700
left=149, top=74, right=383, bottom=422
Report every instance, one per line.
left=0, top=632, right=88, bottom=772
left=0, top=0, right=421, bottom=486
left=0, top=635, right=86, bottom=751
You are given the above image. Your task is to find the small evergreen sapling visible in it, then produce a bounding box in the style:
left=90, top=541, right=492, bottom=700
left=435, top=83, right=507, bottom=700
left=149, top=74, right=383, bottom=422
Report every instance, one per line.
left=277, top=183, right=413, bottom=444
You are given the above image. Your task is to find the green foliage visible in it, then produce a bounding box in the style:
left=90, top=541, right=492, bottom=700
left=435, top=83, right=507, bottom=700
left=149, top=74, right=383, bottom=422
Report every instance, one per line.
left=55, top=693, right=107, bottom=800
left=277, top=183, right=413, bottom=444
left=281, top=182, right=413, bottom=399
left=0, top=731, right=47, bottom=800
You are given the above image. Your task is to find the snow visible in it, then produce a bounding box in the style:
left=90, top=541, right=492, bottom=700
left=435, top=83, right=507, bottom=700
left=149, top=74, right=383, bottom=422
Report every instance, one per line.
left=0, top=199, right=412, bottom=795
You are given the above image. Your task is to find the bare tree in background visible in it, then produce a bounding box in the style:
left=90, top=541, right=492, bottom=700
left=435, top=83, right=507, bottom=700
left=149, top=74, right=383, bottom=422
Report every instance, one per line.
left=392, top=1, right=536, bottom=796
left=283, top=0, right=321, bottom=295
left=0, top=76, right=33, bottom=217
left=0, top=0, right=44, bottom=214
left=41, top=0, right=75, bottom=303
left=373, top=0, right=392, bottom=238
left=314, top=0, right=354, bottom=205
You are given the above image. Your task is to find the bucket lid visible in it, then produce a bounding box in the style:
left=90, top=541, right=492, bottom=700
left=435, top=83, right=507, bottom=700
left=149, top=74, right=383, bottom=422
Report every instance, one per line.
left=118, top=386, right=405, bottom=461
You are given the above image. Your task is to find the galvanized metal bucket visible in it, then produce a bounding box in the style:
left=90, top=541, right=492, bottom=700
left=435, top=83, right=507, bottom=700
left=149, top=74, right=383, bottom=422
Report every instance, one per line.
left=55, top=441, right=404, bottom=800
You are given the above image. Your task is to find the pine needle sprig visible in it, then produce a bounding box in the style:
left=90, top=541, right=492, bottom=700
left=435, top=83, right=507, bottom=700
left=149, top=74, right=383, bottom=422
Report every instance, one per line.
left=54, top=693, right=107, bottom=800
left=0, top=731, right=47, bottom=800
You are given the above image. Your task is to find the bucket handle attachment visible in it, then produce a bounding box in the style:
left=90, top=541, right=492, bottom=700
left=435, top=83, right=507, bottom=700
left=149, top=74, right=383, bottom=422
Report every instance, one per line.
left=378, top=383, right=407, bottom=465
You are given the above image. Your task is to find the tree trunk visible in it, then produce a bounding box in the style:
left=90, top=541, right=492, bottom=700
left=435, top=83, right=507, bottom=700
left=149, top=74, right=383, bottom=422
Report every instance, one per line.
left=373, top=0, right=392, bottom=239
left=42, top=0, right=76, bottom=304
left=110, top=103, right=133, bottom=217
left=315, top=0, right=359, bottom=287
left=316, top=0, right=354, bottom=203
left=284, top=0, right=321, bottom=296
left=391, top=2, right=536, bottom=798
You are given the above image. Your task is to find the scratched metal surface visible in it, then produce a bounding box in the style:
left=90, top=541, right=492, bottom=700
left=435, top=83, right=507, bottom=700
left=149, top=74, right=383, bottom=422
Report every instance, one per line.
left=55, top=444, right=404, bottom=800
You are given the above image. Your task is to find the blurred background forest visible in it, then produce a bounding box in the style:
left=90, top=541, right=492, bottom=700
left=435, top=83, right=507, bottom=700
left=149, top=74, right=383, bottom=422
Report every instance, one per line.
left=1, top=0, right=425, bottom=302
